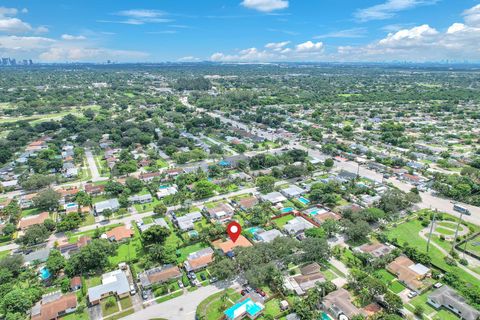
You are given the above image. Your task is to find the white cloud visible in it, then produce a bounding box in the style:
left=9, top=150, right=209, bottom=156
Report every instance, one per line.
left=314, top=28, right=367, bottom=39
left=355, top=0, right=437, bottom=22
left=39, top=46, right=148, bottom=61
left=211, top=40, right=325, bottom=62
left=35, top=26, right=49, bottom=34
left=0, top=17, right=32, bottom=33
left=241, top=0, right=288, bottom=13
left=265, top=41, right=290, bottom=50
left=463, top=4, right=480, bottom=27
left=0, top=7, right=18, bottom=17
left=295, top=41, right=323, bottom=52
left=104, top=9, right=171, bottom=25
left=61, top=34, right=87, bottom=40
left=378, top=24, right=438, bottom=48
left=178, top=56, right=201, bottom=62
left=0, top=35, right=55, bottom=50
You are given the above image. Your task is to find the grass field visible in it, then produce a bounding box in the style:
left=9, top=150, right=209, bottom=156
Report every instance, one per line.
left=101, top=298, right=119, bottom=317
left=175, top=242, right=209, bottom=264
left=273, top=214, right=295, bottom=228
left=465, top=234, right=480, bottom=256
left=386, top=217, right=479, bottom=284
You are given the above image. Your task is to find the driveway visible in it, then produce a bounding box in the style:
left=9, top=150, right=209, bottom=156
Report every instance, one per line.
left=87, top=304, right=102, bottom=320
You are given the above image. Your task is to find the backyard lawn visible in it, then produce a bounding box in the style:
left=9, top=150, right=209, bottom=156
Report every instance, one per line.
left=175, top=242, right=209, bottom=264
left=273, top=214, right=295, bottom=228
left=264, top=298, right=282, bottom=318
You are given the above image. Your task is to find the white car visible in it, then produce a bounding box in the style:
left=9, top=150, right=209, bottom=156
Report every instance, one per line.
left=407, top=291, right=417, bottom=298
left=130, top=284, right=136, bottom=295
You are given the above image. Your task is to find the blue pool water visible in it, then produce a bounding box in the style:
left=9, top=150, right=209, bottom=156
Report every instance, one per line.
left=39, top=267, right=51, bottom=280
left=159, top=185, right=169, bottom=189
left=66, top=203, right=77, bottom=208
left=246, top=227, right=262, bottom=235
left=308, top=209, right=320, bottom=215
left=321, top=312, right=331, bottom=320
left=298, top=197, right=310, bottom=205
left=224, top=298, right=263, bottom=319
left=281, top=207, right=294, bottom=213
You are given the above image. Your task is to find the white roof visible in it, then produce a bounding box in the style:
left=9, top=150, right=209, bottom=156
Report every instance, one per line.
left=260, top=192, right=286, bottom=203
left=409, top=263, right=430, bottom=276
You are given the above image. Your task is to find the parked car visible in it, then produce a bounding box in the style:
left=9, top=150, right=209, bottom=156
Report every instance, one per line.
left=130, top=284, right=136, bottom=295
left=240, top=290, right=247, bottom=296
left=255, top=288, right=266, bottom=297
left=200, top=274, right=206, bottom=281
left=407, top=291, right=417, bottom=298
left=142, top=290, right=149, bottom=300
left=178, top=280, right=184, bottom=288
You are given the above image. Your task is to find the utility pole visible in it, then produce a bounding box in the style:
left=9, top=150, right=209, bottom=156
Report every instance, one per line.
left=452, top=210, right=464, bottom=253
left=426, top=208, right=436, bottom=253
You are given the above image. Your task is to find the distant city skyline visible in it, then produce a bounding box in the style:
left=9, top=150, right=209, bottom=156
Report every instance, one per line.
left=1, top=0, right=480, bottom=63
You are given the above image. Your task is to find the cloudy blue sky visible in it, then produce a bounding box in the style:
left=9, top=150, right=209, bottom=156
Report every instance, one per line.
left=1, top=0, right=480, bottom=62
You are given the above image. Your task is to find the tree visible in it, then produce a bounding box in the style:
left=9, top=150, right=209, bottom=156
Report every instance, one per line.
left=209, top=256, right=237, bottom=281
left=102, top=209, right=113, bottom=220
left=142, top=225, right=170, bottom=245
left=105, top=180, right=125, bottom=195
left=43, top=218, right=56, bottom=231
left=56, top=212, right=82, bottom=231
left=2, top=223, right=16, bottom=237
left=1, top=289, right=32, bottom=315
left=16, top=224, right=50, bottom=246
left=324, top=158, right=334, bottom=169
left=298, top=237, right=330, bottom=264
left=33, top=188, right=61, bottom=211
left=125, top=177, right=144, bottom=193
left=46, top=249, right=65, bottom=276
left=75, top=191, right=92, bottom=207
left=153, top=203, right=167, bottom=215
left=343, top=219, right=371, bottom=243
left=66, top=239, right=115, bottom=275
left=20, top=174, right=55, bottom=191
left=256, top=175, right=276, bottom=193
left=322, top=219, right=339, bottom=237
left=193, top=180, right=216, bottom=199
left=414, top=305, right=424, bottom=318
left=304, top=227, right=326, bottom=239
left=383, top=291, right=403, bottom=314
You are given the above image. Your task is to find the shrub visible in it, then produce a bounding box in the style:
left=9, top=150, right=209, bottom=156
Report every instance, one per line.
left=459, top=258, right=468, bottom=266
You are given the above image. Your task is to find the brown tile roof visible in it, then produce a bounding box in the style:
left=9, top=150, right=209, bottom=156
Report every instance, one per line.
left=31, top=293, right=77, bottom=320
left=18, top=212, right=49, bottom=230
left=212, top=235, right=253, bottom=254
left=70, top=276, right=82, bottom=288
left=187, top=251, right=214, bottom=270
left=238, top=196, right=258, bottom=209
left=144, top=266, right=182, bottom=285
left=56, top=187, right=79, bottom=197
left=85, top=183, right=105, bottom=194
left=106, top=226, right=133, bottom=241
left=387, top=256, right=424, bottom=290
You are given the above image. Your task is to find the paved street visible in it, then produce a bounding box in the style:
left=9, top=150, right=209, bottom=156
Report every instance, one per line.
left=121, top=284, right=227, bottom=320
left=85, top=149, right=101, bottom=181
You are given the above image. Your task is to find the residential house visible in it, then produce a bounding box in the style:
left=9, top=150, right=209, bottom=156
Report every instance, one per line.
left=20, top=193, right=37, bottom=209
left=93, top=198, right=119, bottom=215
left=205, top=203, right=235, bottom=222
left=280, top=185, right=305, bottom=198
left=387, top=256, right=430, bottom=292
left=128, top=193, right=152, bottom=204
left=84, top=183, right=105, bottom=195
left=184, top=247, right=214, bottom=272
left=140, top=171, right=162, bottom=182
left=87, top=269, right=131, bottom=305
left=283, top=217, right=315, bottom=236
left=57, top=236, right=91, bottom=256
left=104, top=226, right=133, bottom=242
left=18, top=212, right=49, bottom=230
left=354, top=243, right=394, bottom=259
left=137, top=217, right=170, bottom=233
left=322, top=288, right=367, bottom=320
left=70, top=277, right=82, bottom=291
left=175, top=211, right=203, bottom=231
left=255, top=229, right=283, bottom=243
left=138, top=265, right=182, bottom=289
left=22, top=247, right=51, bottom=265
left=212, top=235, right=253, bottom=256
left=31, top=291, right=77, bottom=320
left=284, top=262, right=326, bottom=295
left=427, top=285, right=480, bottom=320
left=236, top=196, right=258, bottom=210
left=260, top=192, right=287, bottom=204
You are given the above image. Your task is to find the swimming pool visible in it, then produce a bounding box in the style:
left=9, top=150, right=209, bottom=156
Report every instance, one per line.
left=321, top=312, right=332, bottom=320
left=39, top=267, right=51, bottom=280
left=66, top=203, right=77, bottom=208
left=308, top=208, right=320, bottom=215
left=224, top=298, right=264, bottom=319
left=298, top=197, right=310, bottom=205
left=281, top=207, right=294, bottom=213
left=246, top=227, right=263, bottom=235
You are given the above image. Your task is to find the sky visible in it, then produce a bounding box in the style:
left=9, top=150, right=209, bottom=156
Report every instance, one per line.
left=1, top=0, right=480, bottom=63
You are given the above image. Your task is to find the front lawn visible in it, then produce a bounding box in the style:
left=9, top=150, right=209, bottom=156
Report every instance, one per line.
left=196, top=289, right=241, bottom=320
left=264, top=299, right=282, bottom=318
left=101, top=297, right=119, bottom=317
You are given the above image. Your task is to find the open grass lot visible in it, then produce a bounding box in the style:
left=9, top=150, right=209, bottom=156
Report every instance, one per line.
left=133, top=197, right=161, bottom=213
left=273, top=214, right=295, bottom=228
left=465, top=234, right=480, bottom=256
left=85, top=275, right=102, bottom=288
left=196, top=288, right=241, bottom=320
left=386, top=216, right=480, bottom=284
left=435, top=227, right=455, bottom=236
left=373, top=269, right=406, bottom=294
left=264, top=298, right=282, bottom=318
left=119, top=296, right=132, bottom=310
left=21, top=207, right=42, bottom=217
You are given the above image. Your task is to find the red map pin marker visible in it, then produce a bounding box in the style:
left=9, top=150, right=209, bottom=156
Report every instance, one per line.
left=227, top=221, right=242, bottom=243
